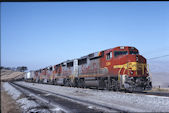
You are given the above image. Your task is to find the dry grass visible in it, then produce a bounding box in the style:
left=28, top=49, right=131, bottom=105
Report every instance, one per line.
left=149, top=87, right=169, bottom=93
left=1, top=83, right=22, bottom=113
left=0, top=69, right=14, bottom=76
left=1, top=69, right=24, bottom=82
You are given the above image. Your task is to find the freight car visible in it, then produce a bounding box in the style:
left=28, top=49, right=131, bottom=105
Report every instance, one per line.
left=24, top=71, right=34, bottom=82
left=25, top=46, right=152, bottom=92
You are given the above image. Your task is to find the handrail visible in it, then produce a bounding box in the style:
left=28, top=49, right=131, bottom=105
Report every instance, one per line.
left=118, top=65, right=125, bottom=82
left=146, top=64, right=152, bottom=81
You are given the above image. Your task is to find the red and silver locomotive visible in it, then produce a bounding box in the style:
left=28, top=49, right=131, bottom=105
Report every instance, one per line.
left=26, top=46, right=152, bottom=92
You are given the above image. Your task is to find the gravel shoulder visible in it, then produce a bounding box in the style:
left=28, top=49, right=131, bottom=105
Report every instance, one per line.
left=16, top=81, right=169, bottom=112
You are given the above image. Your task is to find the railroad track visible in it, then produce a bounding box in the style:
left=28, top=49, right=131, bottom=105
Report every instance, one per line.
left=9, top=82, right=127, bottom=113
left=85, top=86, right=169, bottom=97
left=135, top=91, right=169, bottom=97
left=49, top=84, right=169, bottom=97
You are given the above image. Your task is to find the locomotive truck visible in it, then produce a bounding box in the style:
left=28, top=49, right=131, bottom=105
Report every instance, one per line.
left=25, top=46, right=152, bottom=92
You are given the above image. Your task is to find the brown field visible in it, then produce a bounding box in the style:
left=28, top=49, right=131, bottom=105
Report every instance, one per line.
left=1, top=82, right=21, bottom=113
left=149, top=87, right=169, bottom=93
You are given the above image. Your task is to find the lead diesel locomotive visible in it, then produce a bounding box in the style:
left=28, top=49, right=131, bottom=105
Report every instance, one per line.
left=26, top=46, right=152, bottom=92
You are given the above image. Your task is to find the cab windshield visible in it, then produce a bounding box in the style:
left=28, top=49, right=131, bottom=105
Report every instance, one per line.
left=129, top=51, right=139, bottom=55
left=114, top=51, right=128, bottom=57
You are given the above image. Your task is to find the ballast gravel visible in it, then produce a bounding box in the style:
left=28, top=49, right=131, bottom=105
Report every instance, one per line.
left=16, top=81, right=169, bottom=112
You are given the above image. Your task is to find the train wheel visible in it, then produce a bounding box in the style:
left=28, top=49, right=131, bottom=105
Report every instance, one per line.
left=63, top=78, right=68, bottom=86
left=115, top=81, right=121, bottom=91
left=77, top=78, right=85, bottom=88
left=53, top=79, right=57, bottom=85
left=70, top=79, right=77, bottom=87
left=127, top=87, right=134, bottom=93
left=73, top=78, right=78, bottom=87
left=98, top=79, right=106, bottom=90
left=106, top=79, right=112, bottom=91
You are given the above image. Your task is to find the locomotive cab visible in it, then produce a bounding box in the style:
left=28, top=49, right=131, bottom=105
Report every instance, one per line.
left=103, top=46, right=152, bottom=92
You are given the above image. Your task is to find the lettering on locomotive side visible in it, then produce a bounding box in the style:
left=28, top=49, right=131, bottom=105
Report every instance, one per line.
left=106, top=62, right=111, bottom=66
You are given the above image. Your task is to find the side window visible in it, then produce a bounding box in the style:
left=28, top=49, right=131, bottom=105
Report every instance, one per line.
left=106, top=52, right=112, bottom=60
left=62, top=63, right=66, bottom=67
left=114, top=51, right=119, bottom=57
left=129, top=51, right=138, bottom=55
left=78, top=58, right=87, bottom=65
left=101, top=51, right=104, bottom=57
left=50, top=67, right=52, bottom=71
left=55, top=64, right=60, bottom=71
left=110, top=52, right=112, bottom=58
left=67, top=62, right=73, bottom=67
left=55, top=66, right=58, bottom=71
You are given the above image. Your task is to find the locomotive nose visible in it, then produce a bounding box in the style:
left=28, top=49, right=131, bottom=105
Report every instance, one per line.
left=136, top=55, right=146, bottom=63
left=125, top=54, right=148, bottom=77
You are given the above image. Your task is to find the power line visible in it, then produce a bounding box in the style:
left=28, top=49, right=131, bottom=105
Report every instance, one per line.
left=141, top=47, right=169, bottom=56
left=147, top=54, right=169, bottom=60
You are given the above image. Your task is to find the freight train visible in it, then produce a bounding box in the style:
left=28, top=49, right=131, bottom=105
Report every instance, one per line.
left=25, top=46, right=152, bottom=92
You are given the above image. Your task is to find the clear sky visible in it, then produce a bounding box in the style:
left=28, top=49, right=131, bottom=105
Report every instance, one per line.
left=1, top=2, right=169, bottom=71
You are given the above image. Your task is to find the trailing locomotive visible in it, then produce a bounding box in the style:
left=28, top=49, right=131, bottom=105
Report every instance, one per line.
left=25, top=46, right=152, bottom=92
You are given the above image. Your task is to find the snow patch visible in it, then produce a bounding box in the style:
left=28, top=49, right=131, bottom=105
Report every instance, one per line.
left=3, top=82, right=21, bottom=100
left=28, top=109, right=50, bottom=113
left=88, top=106, right=93, bottom=109
left=51, top=107, right=62, bottom=111
left=17, top=98, right=38, bottom=110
